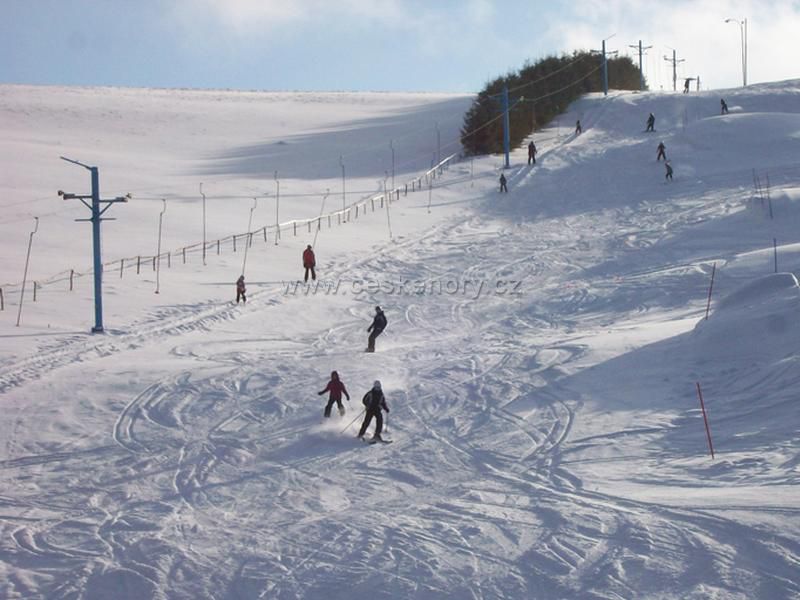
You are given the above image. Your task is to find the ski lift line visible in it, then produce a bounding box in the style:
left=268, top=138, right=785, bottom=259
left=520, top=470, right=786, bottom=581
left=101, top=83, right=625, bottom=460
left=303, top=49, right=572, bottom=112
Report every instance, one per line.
left=462, top=64, right=603, bottom=142
left=5, top=153, right=460, bottom=291
left=504, top=53, right=591, bottom=95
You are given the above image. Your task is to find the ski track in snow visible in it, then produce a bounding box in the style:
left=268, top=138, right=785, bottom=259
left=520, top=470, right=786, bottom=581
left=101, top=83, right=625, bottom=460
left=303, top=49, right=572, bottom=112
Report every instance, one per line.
left=2, top=86, right=800, bottom=599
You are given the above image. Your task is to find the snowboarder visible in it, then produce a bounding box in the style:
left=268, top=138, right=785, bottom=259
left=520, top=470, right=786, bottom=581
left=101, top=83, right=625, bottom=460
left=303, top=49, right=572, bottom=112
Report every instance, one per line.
left=683, top=78, right=691, bottom=94
left=318, top=370, right=350, bottom=418
left=499, top=172, right=508, bottom=193
left=357, top=380, right=390, bottom=441
left=303, top=245, right=316, bottom=282
left=656, top=141, right=667, bottom=161
left=366, top=306, right=387, bottom=353
left=575, top=119, right=582, bottom=135
left=665, top=161, right=674, bottom=181
left=527, top=141, right=537, bottom=165
left=236, top=275, right=246, bottom=304
left=720, top=98, right=729, bottom=115
left=646, top=113, right=656, bottom=132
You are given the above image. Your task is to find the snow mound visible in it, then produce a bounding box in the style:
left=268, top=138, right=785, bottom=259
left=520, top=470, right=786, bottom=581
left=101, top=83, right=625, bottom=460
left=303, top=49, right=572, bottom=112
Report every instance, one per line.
left=693, top=273, right=800, bottom=357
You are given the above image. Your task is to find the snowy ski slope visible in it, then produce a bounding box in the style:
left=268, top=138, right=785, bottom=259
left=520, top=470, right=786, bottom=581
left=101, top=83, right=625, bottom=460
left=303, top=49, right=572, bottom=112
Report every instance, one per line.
left=1, top=80, right=799, bottom=599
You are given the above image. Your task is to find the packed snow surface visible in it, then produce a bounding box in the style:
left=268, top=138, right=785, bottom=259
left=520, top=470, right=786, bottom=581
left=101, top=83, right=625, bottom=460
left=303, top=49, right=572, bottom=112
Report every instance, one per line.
left=1, top=81, right=799, bottom=599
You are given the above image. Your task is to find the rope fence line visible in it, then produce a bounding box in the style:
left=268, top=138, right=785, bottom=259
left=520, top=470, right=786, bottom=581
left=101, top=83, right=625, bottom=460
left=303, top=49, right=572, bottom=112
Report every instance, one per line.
left=0, top=153, right=460, bottom=307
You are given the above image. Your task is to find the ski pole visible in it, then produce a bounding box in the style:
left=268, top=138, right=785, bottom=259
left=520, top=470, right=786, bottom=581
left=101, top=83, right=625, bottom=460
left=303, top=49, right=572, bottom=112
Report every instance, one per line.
left=341, top=408, right=364, bottom=434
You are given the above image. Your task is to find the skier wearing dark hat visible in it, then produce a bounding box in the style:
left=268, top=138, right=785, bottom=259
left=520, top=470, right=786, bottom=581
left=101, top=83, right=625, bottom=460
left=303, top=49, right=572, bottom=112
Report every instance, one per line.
left=318, top=370, right=350, bottom=418
left=358, top=380, right=390, bottom=441
left=366, top=306, right=387, bottom=353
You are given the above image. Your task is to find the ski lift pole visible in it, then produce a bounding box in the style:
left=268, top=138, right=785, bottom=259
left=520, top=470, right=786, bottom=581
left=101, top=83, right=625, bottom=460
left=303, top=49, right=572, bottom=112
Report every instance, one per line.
left=384, top=172, right=393, bottom=240
left=312, top=189, right=329, bottom=248
left=155, top=199, right=166, bottom=294
left=58, top=157, right=129, bottom=333
left=242, top=197, right=257, bottom=275
left=200, top=183, right=207, bottom=265
left=16, top=217, right=39, bottom=327
left=274, top=171, right=280, bottom=244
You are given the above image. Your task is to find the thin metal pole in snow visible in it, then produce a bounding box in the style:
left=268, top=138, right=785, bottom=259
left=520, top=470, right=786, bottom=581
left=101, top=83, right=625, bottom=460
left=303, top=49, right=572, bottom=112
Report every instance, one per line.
left=774, top=238, right=778, bottom=273
left=16, top=217, right=39, bottom=327
left=200, top=183, right=207, bottom=266
left=274, top=171, right=280, bottom=244
left=695, top=382, right=715, bottom=459
left=312, top=189, right=329, bottom=248
left=390, top=140, right=395, bottom=192
left=155, top=199, right=166, bottom=294
left=384, top=173, right=393, bottom=240
left=704, top=262, right=716, bottom=320
left=242, top=197, right=257, bottom=276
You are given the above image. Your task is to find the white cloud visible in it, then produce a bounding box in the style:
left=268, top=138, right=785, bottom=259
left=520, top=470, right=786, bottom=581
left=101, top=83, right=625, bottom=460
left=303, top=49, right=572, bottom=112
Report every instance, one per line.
left=193, top=0, right=411, bottom=33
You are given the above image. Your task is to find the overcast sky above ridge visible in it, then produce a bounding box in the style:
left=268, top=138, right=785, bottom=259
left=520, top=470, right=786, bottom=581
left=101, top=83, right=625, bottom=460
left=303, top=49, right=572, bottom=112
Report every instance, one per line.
left=3, top=0, right=798, bottom=93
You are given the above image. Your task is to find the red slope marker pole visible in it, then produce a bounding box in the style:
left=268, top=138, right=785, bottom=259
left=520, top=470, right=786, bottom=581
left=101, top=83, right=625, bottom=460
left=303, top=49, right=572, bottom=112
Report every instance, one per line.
left=705, top=262, right=716, bottom=320
left=696, top=382, right=715, bottom=459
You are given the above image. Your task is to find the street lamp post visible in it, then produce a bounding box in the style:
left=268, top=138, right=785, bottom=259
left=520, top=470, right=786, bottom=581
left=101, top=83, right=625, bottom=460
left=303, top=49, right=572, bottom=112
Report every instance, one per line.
left=725, top=17, right=747, bottom=86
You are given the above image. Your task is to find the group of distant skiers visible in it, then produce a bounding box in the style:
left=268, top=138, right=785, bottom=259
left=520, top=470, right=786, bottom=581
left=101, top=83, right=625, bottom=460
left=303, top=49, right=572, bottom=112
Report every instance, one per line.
left=647, top=99, right=729, bottom=181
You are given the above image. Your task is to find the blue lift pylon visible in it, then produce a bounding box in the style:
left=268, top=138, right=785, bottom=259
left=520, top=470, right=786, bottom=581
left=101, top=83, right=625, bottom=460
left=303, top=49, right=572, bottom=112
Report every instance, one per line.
left=58, top=156, right=129, bottom=333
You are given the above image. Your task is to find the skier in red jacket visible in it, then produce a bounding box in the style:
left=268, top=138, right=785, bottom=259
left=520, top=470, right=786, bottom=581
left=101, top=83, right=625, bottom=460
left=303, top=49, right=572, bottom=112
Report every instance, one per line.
left=303, top=245, right=316, bottom=282
left=318, top=371, right=350, bottom=417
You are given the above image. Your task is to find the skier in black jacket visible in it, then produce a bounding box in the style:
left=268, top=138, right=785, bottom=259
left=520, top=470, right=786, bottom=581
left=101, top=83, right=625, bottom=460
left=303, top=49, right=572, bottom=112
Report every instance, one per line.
left=358, top=380, right=390, bottom=441
left=366, top=306, right=387, bottom=352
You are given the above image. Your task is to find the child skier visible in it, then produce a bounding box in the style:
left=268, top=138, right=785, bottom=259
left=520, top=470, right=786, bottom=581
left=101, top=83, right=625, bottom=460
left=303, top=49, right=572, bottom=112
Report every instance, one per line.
left=656, top=142, right=667, bottom=161
left=318, top=371, right=350, bottom=418
left=499, top=172, right=508, bottom=192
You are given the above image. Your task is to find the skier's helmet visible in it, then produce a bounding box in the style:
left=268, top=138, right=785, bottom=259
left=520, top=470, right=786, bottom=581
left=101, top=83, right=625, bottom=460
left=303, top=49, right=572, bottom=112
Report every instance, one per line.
left=331, top=370, right=339, bottom=379
left=373, top=380, right=382, bottom=390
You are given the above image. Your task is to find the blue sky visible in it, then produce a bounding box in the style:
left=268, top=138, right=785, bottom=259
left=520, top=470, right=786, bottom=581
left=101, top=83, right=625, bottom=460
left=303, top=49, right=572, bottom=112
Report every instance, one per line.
left=3, top=0, right=798, bottom=92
